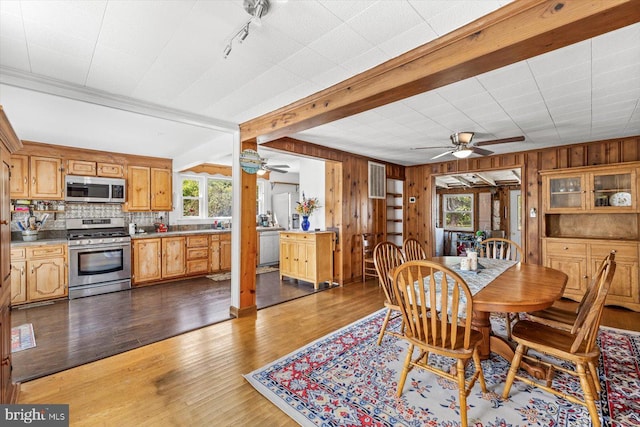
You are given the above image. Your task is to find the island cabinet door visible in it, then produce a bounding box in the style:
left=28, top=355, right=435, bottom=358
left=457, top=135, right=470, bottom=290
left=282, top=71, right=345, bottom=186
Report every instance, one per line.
left=132, top=238, right=161, bottom=284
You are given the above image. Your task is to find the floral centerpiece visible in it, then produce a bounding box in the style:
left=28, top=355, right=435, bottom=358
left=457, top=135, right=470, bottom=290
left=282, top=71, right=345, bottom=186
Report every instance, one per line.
left=295, top=193, right=320, bottom=231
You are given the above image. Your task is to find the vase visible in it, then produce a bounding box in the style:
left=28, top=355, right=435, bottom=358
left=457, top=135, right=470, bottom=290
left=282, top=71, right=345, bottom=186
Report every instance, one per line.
left=301, top=215, right=310, bottom=231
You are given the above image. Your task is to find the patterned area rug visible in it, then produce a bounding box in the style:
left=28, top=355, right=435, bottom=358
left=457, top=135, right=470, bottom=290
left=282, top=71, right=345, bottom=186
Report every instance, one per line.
left=207, top=265, right=278, bottom=281
left=245, top=309, right=640, bottom=426
left=12, top=323, right=36, bottom=352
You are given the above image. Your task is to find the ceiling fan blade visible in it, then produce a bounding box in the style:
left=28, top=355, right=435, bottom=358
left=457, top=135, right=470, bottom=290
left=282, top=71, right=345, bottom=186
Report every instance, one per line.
left=266, top=166, right=288, bottom=173
left=431, top=150, right=454, bottom=160
left=266, top=164, right=289, bottom=168
left=471, top=147, right=494, bottom=156
left=411, top=146, right=453, bottom=150
left=474, top=136, right=525, bottom=147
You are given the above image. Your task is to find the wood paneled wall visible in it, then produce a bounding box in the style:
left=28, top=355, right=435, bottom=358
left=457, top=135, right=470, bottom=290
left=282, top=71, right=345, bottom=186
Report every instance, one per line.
left=405, top=136, right=640, bottom=265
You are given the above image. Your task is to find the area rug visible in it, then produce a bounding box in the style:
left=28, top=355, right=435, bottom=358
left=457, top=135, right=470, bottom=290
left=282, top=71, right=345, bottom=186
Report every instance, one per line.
left=207, top=265, right=278, bottom=281
left=245, top=309, right=640, bottom=426
left=11, top=323, right=36, bottom=352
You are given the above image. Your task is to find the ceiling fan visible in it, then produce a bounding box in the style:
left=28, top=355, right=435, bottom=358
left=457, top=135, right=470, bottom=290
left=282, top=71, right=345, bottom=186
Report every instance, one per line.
left=413, top=132, right=525, bottom=160
left=258, top=158, right=290, bottom=175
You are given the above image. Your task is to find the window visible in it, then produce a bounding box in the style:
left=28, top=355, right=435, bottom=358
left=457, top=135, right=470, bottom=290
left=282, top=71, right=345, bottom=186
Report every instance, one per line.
left=443, top=194, right=473, bottom=231
left=179, top=174, right=232, bottom=219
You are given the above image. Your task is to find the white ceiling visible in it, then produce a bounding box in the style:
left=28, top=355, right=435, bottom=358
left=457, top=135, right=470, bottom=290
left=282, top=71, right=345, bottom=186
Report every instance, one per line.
left=0, top=0, right=638, bottom=171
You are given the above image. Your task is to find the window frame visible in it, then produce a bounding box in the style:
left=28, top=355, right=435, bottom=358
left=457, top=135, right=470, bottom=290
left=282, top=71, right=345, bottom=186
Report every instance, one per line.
left=178, top=173, right=233, bottom=220
left=443, top=193, right=474, bottom=231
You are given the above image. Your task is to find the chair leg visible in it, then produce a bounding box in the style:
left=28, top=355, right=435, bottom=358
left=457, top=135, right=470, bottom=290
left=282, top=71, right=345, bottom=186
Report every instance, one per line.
left=505, top=313, right=512, bottom=340
left=502, top=344, right=526, bottom=399
left=588, top=361, right=602, bottom=394
left=577, top=363, right=601, bottom=427
left=377, top=308, right=392, bottom=346
left=456, top=358, right=468, bottom=427
left=397, top=344, right=413, bottom=397
left=472, top=348, right=487, bottom=393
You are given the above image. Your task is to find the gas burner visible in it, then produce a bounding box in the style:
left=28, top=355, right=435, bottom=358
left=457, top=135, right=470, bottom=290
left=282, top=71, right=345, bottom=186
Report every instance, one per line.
left=67, top=229, right=129, bottom=240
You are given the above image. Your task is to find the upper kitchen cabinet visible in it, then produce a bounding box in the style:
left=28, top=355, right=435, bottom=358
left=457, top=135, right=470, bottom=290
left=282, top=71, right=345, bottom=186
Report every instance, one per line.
left=125, top=165, right=172, bottom=211
left=10, top=154, right=63, bottom=199
left=67, top=159, right=124, bottom=178
left=541, top=163, right=638, bottom=213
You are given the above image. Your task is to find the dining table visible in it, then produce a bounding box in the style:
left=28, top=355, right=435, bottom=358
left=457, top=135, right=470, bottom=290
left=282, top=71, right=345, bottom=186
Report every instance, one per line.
left=431, top=256, right=568, bottom=379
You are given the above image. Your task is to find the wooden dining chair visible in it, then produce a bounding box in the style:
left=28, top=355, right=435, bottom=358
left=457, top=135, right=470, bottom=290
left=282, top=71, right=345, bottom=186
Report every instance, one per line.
left=393, top=260, right=487, bottom=427
left=502, top=255, right=616, bottom=427
left=361, top=233, right=378, bottom=282
left=402, top=237, right=427, bottom=261
left=479, top=237, right=524, bottom=339
left=373, top=241, right=405, bottom=345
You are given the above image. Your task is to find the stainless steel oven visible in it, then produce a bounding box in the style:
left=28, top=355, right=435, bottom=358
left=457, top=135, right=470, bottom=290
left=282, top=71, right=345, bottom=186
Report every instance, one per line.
left=67, top=218, right=131, bottom=299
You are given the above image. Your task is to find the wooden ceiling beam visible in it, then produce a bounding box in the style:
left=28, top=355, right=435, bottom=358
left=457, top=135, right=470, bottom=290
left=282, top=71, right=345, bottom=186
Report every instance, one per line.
left=240, top=0, right=640, bottom=143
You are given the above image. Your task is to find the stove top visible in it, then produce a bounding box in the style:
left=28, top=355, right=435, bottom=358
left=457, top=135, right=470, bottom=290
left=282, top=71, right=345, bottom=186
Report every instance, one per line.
left=67, top=229, right=130, bottom=240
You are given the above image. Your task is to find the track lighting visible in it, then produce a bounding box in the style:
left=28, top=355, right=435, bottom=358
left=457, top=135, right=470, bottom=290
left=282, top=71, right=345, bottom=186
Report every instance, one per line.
left=223, top=0, right=270, bottom=59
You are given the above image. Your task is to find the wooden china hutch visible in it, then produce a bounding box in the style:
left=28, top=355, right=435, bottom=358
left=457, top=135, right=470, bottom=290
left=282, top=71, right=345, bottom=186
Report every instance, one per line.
left=0, top=106, right=21, bottom=403
left=541, top=162, right=640, bottom=312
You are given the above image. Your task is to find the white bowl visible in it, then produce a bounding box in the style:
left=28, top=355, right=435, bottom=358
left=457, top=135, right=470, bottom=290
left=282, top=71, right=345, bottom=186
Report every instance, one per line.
left=21, top=230, right=38, bottom=242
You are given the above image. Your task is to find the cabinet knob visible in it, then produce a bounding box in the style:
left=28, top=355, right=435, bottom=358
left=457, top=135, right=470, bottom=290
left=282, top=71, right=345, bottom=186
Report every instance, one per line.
left=24, top=177, right=27, bottom=185
left=0, top=220, right=8, bottom=225
left=583, top=275, right=589, bottom=279
left=32, top=177, right=36, bottom=185
left=21, top=267, right=24, bottom=276
left=1, top=357, right=9, bottom=366
left=31, top=266, right=34, bottom=274
left=563, top=247, right=569, bottom=250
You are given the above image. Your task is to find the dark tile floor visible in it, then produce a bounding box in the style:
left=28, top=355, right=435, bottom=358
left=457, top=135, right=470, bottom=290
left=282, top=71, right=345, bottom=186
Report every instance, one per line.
left=11, top=271, right=332, bottom=382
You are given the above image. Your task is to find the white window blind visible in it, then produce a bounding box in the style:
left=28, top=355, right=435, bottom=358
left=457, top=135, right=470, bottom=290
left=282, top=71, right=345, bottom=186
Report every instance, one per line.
left=368, top=161, right=386, bottom=199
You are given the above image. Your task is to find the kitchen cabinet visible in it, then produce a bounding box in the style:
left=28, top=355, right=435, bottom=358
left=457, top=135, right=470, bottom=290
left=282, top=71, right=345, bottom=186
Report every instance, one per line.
left=541, top=165, right=637, bottom=213
left=125, top=166, right=172, bottom=211
left=132, top=238, right=162, bottom=284
left=210, top=233, right=231, bottom=272
left=10, top=154, right=63, bottom=199
left=67, top=159, right=124, bottom=178
left=186, top=235, right=209, bottom=276
left=10, top=244, right=68, bottom=304
left=542, top=238, right=639, bottom=311
left=386, top=178, right=404, bottom=246
left=162, top=236, right=186, bottom=278
left=9, top=248, right=26, bottom=305
left=279, top=231, right=335, bottom=289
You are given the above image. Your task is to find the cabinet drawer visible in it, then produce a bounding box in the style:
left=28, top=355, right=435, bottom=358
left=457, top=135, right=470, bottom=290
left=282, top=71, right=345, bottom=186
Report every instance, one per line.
left=187, top=247, right=208, bottom=260
left=11, top=248, right=26, bottom=259
left=545, top=241, right=587, bottom=255
left=186, top=235, right=208, bottom=247
left=26, top=245, right=66, bottom=258
left=591, top=243, right=638, bottom=259
left=187, top=259, right=209, bottom=274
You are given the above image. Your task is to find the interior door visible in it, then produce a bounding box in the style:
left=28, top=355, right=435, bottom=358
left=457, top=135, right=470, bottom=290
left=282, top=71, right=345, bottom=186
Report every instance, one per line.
left=509, top=190, right=522, bottom=247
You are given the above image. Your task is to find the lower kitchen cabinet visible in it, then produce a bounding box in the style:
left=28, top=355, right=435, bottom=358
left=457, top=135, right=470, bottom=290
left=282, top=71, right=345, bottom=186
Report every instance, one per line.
left=10, top=244, right=68, bottom=305
left=279, top=231, right=335, bottom=290
left=210, top=233, right=231, bottom=272
left=186, top=235, right=209, bottom=275
left=132, top=238, right=162, bottom=284
left=162, top=236, right=186, bottom=279
left=543, top=237, right=639, bottom=311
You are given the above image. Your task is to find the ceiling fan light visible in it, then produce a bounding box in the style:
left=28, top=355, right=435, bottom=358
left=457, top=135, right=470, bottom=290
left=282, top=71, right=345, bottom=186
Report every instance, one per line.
left=256, top=167, right=267, bottom=176
left=452, top=149, right=473, bottom=159
left=456, top=132, right=474, bottom=144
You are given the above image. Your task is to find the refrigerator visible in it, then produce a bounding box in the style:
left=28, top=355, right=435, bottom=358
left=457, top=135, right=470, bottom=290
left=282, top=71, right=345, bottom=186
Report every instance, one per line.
left=272, top=192, right=299, bottom=230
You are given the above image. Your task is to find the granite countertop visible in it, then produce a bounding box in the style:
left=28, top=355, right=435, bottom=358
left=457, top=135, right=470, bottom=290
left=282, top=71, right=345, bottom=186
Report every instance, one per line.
left=130, top=226, right=285, bottom=239
left=11, top=238, right=68, bottom=247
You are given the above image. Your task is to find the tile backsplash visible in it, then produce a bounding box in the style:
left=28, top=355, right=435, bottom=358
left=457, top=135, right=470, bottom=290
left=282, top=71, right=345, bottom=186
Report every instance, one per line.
left=11, top=201, right=169, bottom=233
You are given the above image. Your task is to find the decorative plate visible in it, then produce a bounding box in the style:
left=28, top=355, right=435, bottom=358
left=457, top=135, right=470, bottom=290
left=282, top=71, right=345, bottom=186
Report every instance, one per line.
left=609, top=192, right=632, bottom=207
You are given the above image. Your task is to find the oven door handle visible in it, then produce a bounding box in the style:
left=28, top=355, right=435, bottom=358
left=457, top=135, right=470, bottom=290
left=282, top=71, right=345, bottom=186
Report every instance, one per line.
left=69, top=243, right=130, bottom=252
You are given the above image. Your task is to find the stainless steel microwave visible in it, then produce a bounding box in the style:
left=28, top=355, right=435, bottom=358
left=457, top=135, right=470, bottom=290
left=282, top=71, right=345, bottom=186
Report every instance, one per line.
left=65, top=175, right=126, bottom=203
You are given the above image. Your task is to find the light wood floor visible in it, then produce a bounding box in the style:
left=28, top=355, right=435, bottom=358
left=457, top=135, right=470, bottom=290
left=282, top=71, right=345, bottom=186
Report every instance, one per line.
left=17, top=280, right=640, bottom=426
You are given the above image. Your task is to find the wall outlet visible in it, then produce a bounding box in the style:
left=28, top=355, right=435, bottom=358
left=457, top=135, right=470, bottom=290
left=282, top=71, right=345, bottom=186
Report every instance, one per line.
left=409, top=196, right=416, bottom=203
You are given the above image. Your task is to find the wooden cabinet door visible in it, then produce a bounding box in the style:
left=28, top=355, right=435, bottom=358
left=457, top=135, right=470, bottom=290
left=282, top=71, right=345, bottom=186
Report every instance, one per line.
left=67, top=159, right=97, bottom=176
left=27, top=257, right=67, bottom=301
left=162, top=236, right=186, bottom=278
left=302, top=241, right=316, bottom=281
left=10, top=261, right=26, bottom=304
left=127, top=166, right=151, bottom=211
left=279, top=237, right=293, bottom=276
left=30, top=156, right=62, bottom=199
left=220, top=235, right=231, bottom=270
left=543, top=173, right=586, bottom=213
left=151, top=168, right=172, bottom=211
left=0, top=305, right=11, bottom=403
left=133, top=238, right=161, bottom=284
left=97, top=162, right=124, bottom=178
left=10, top=154, right=29, bottom=198
left=210, top=235, right=220, bottom=272
left=545, top=255, right=587, bottom=301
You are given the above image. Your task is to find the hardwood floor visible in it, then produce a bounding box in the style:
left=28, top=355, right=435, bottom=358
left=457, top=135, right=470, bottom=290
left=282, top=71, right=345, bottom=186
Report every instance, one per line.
left=11, top=271, right=332, bottom=382
left=16, top=275, right=640, bottom=426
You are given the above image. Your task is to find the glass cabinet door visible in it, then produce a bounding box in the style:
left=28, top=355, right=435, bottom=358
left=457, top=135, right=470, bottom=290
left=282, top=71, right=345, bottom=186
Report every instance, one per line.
left=591, top=170, right=635, bottom=209
left=548, top=175, right=584, bottom=210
